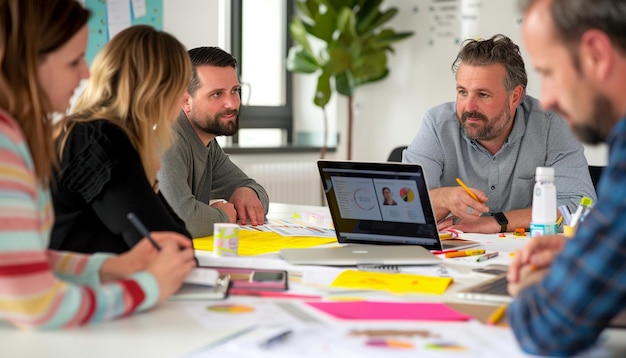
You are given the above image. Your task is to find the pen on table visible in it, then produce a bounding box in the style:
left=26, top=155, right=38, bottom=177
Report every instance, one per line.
left=456, top=177, right=482, bottom=203
left=127, top=212, right=161, bottom=251
left=258, top=327, right=293, bottom=349
left=476, top=252, right=499, bottom=262
left=445, top=249, right=486, bottom=258
left=487, top=303, right=508, bottom=326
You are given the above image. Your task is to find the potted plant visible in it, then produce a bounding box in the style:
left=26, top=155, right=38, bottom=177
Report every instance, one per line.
left=287, top=0, right=413, bottom=159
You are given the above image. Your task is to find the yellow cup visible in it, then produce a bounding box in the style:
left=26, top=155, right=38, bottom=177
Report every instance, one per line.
left=563, top=225, right=576, bottom=238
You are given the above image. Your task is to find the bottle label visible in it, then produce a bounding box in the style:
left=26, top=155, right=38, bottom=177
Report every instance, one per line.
left=530, top=222, right=558, bottom=237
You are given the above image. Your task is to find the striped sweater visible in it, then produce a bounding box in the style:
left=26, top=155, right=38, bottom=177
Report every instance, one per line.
left=0, top=110, right=158, bottom=329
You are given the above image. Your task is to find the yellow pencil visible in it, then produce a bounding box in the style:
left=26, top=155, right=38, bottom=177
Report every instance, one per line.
left=487, top=303, right=508, bottom=325
left=456, top=178, right=482, bottom=203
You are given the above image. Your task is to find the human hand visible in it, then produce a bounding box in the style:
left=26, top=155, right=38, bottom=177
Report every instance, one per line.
left=100, top=232, right=193, bottom=283
left=507, top=265, right=550, bottom=297
left=211, top=200, right=237, bottom=223
left=229, top=187, right=265, bottom=225
left=507, top=234, right=566, bottom=284
left=430, top=186, right=489, bottom=223
left=145, top=239, right=196, bottom=304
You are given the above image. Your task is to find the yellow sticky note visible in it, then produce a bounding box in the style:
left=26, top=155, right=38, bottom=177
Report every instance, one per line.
left=193, top=231, right=337, bottom=256
left=330, top=270, right=453, bottom=295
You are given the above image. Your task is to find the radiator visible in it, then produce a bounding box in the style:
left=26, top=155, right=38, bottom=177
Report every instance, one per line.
left=242, top=161, right=323, bottom=206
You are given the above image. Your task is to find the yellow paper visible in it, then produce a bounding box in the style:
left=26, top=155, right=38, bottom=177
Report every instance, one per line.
left=330, top=270, right=453, bottom=295
left=193, top=230, right=337, bottom=256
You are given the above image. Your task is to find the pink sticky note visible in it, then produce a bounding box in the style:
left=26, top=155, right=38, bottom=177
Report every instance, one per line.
left=306, top=301, right=473, bottom=321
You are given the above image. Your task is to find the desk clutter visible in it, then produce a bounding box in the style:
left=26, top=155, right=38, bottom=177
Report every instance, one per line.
left=175, top=209, right=607, bottom=357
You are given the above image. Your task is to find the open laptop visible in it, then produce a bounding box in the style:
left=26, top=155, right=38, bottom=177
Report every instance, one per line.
left=280, top=244, right=440, bottom=266
left=279, top=161, right=477, bottom=265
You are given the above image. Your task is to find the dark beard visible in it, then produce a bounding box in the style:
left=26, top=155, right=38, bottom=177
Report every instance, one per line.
left=570, top=93, right=614, bottom=145
left=199, top=110, right=239, bottom=136
left=461, top=108, right=512, bottom=141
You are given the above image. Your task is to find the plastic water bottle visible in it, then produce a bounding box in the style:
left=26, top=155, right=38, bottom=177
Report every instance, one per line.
left=530, top=167, right=558, bottom=237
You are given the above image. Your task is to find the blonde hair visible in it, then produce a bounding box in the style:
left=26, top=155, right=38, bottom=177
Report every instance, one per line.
left=0, top=0, right=90, bottom=186
left=55, top=25, right=191, bottom=185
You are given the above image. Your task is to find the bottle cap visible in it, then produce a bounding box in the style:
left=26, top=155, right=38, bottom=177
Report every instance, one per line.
left=535, top=167, right=554, bottom=181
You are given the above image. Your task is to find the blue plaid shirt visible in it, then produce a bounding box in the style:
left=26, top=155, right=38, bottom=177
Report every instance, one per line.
left=508, top=116, right=626, bottom=356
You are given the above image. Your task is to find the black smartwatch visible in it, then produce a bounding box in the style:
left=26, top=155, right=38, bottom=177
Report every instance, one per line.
left=492, top=212, right=508, bottom=233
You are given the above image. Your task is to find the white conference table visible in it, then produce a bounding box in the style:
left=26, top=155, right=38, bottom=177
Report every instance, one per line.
left=1, top=203, right=625, bottom=357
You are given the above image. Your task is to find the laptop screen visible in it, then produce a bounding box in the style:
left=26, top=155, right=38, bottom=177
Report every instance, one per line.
left=318, top=160, right=443, bottom=250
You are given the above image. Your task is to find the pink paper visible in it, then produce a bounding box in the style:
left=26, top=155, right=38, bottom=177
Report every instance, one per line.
left=306, top=301, right=473, bottom=321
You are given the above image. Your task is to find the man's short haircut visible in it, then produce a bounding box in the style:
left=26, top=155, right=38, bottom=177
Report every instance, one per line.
left=451, top=34, right=527, bottom=94
left=520, top=0, right=626, bottom=70
left=187, top=46, right=237, bottom=96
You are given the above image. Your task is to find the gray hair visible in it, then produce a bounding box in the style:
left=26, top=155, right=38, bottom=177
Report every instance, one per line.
left=451, top=34, right=527, bottom=94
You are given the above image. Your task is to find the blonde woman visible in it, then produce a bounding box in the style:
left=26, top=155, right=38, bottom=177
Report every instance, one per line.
left=0, top=0, right=195, bottom=329
left=51, top=25, right=194, bottom=254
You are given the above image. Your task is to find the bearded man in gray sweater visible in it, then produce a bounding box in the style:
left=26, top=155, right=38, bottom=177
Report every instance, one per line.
left=158, top=47, right=269, bottom=237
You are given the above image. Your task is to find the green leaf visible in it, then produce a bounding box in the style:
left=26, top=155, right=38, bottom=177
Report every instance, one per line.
left=335, top=71, right=356, bottom=96
left=309, top=8, right=338, bottom=42
left=295, top=0, right=317, bottom=21
left=336, top=8, right=357, bottom=43
left=287, top=46, right=321, bottom=73
left=368, top=8, right=399, bottom=31
left=289, top=18, right=314, bottom=55
left=355, top=0, right=383, bottom=34
left=369, top=29, right=415, bottom=49
left=314, top=70, right=332, bottom=108
left=327, top=46, right=351, bottom=73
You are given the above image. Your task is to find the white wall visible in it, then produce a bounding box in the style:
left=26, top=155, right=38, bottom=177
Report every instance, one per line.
left=162, top=0, right=608, bottom=166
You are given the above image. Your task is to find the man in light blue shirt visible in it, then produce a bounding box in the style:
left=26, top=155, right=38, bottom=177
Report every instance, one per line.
left=403, top=34, right=596, bottom=234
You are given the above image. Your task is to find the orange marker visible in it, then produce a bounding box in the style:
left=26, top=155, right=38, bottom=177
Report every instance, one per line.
left=445, top=249, right=486, bottom=258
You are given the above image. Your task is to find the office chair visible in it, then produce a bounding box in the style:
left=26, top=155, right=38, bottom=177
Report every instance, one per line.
left=387, top=146, right=407, bottom=162
left=588, top=165, right=605, bottom=192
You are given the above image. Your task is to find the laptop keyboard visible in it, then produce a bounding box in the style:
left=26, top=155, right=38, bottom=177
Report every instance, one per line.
left=457, top=274, right=512, bottom=303
left=472, top=275, right=509, bottom=295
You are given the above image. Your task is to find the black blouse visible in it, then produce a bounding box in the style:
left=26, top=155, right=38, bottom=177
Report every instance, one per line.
left=50, top=120, right=191, bottom=254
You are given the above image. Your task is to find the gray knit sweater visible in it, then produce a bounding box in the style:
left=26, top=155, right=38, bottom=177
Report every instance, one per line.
left=158, top=112, right=269, bottom=237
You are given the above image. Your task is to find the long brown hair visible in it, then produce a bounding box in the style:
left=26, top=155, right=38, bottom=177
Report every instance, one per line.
left=0, top=0, right=90, bottom=186
left=55, top=25, right=192, bottom=186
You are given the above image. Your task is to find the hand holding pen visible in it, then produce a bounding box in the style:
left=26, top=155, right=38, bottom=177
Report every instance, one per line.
left=123, top=212, right=197, bottom=303
left=454, top=178, right=489, bottom=220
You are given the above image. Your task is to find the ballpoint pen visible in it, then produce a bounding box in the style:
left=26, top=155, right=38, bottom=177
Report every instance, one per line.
left=456, top=178, right=482, bottom=203
left=487, top=303, right=508, bottom=325
left=476, top=252, right=499, bottom=262
left=445, top=249, right=485, bottom=258
left=127, top=212, right=161, bottom=251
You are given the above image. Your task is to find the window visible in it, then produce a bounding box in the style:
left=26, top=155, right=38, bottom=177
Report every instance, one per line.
left=228, top=0, right=294, bottom=147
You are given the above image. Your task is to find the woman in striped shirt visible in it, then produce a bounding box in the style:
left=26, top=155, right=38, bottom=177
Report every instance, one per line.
left=0, top=0, right=196, bottom=329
